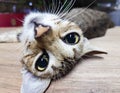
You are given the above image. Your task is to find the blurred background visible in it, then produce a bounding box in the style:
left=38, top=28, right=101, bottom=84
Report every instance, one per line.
left=0, top=0, right=120, bottom=27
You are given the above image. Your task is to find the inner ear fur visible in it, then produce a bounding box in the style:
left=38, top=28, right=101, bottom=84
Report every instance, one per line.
left=82, top=38, right=107, bottom=56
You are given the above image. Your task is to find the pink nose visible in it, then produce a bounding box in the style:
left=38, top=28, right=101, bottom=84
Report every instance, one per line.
left=35, top=25, right=50, bottom=38
left=33, top=22, right=50, bottom=38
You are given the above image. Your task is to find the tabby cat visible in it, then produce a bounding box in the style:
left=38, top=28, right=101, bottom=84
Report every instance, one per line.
left=0, top=0, right=109, bottom=93
left=20, top=11, right=106, bottom=93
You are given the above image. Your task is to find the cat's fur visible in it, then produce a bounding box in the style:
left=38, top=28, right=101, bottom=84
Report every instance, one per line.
left=0, top=7, right=108, bottom=80
left=0, top=1, right=109, bottom=92
left=19, top=12, right=107, bottom=80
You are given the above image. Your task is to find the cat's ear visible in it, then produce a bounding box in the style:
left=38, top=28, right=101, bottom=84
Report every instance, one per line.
left=82, top=38, right=107, bottom=56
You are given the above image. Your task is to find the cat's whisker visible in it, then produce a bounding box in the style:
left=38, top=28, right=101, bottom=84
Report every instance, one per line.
left=52, top=0, right=58, bottom=14
left=60, top=0, right=75, bottom=15
left=42, top=0, right=47, bottom=13
left=59, top=0, right=76, bottom=19
left=56, top=0, right=68, bottom=15
left=60, top=0, right=76, bottom=18
left=50, top=0, right=55, bottom=13
left=44, top=0, right=51, bottom=13
left=14, top=43, right=26, bottom=55
left=54, top=0, right=62, bottom=15
left=15, top=43, right=24, bottom=50
left=48, top=0, right=52, bottom=13
left=66, top=0, right=96, bottom=20
left=59, top=11, right=69, bottom=19
left=16, top=18, right=24, bottom=23
left=49, top=0, right=53, bottom=13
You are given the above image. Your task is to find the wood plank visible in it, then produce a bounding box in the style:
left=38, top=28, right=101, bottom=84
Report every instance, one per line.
left=0, top=27, right=120, bottom=93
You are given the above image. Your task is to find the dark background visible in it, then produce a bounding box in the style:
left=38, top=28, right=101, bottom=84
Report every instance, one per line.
left=0, top=0, right=119, bottom=26
left=0, top=0, right=117, bottom=13
left=74, top=0, right=116, bottom=7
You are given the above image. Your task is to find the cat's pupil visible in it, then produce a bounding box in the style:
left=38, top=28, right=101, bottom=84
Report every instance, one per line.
left=63, top=32, right=80, bottom=45
left=35, top=50, right=49, bottom=71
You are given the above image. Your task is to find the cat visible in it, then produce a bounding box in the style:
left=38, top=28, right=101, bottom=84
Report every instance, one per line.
left=20, top=11, right=107, bottom=93
left=0, top=0, right=108, bottom=93
left=20, top=11, right=108, bottom=79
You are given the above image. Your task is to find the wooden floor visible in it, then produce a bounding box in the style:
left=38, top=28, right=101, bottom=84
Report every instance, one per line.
left=0, top=27, right=120, bottom=93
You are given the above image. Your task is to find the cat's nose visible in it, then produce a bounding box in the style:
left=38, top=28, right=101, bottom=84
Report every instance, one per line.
left=34, top=22, right=51, bottom=38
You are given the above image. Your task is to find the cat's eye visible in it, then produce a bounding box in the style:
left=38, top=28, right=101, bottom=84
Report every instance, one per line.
left=62, top=32, right=80, bottom=45
left=35, top=50, right=49, bottom=71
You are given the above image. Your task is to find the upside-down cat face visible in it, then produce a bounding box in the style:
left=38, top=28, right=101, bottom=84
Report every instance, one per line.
left=21, top=12, right=106, bottom=80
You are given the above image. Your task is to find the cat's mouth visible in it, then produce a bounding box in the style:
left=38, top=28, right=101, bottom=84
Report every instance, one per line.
left=34, top=22, right=51, bottom=38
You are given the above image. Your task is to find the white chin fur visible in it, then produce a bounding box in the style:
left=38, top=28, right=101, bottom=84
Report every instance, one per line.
left=21, top=68, right=51, bottom=93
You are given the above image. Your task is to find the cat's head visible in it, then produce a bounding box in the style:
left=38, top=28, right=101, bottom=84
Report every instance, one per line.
left=21, top=12, right=106, bottom=80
